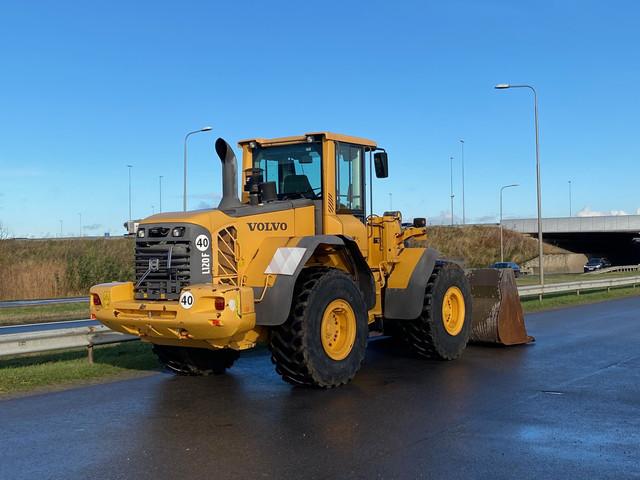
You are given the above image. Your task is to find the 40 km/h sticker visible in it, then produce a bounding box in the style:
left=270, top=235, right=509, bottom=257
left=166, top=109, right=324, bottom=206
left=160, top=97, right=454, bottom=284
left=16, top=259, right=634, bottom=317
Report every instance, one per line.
left=195, top=234, right=210, bottom=252
left=179, top=291, right=195, bottom=309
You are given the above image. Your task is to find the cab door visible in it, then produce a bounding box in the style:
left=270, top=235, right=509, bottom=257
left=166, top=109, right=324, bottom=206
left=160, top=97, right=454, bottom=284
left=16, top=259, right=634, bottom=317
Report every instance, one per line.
left=330, top=142, right=368, bottom=256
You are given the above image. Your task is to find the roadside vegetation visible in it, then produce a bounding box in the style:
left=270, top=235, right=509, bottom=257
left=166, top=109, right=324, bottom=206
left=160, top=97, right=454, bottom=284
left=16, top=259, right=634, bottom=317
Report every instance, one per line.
left=0, top=237, right=133, bottom=301
left=426, top=225, right=564, bottom=268
left=0, top=342, right=159, bottom=397
left=0, top=303, right=89, bottom=326
left=0, top=226, right=557, bottom=301
left=521, top=285, right=640, bottom=312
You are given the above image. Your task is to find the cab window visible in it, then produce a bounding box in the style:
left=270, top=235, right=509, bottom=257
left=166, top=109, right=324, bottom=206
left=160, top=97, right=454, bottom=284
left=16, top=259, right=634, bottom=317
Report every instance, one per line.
left=252, top=142, right=322, bottom=200
left=336, top=143, right=364, bottom=214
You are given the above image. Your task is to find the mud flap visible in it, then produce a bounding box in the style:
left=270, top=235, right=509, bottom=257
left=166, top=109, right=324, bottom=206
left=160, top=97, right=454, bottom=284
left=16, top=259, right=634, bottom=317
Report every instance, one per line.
left=465, top=268, right=534, bottom=345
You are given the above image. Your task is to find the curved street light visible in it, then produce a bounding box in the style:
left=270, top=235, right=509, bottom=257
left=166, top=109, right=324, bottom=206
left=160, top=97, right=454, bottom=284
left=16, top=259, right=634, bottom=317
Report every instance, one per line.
left=500, top=184, right=520, bottom=262
left=183, top=126, right=213, bottom=211
left=460, top=139, right=466, bottom=225
left=494, top=83, right=544, bottom=286
left=127, top=164, right=133, bottom=222
left=449, top=156, right=455, bottom=226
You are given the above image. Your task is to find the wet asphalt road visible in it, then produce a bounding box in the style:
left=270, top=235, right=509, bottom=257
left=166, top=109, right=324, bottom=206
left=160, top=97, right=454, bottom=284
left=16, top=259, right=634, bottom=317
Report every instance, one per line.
left=2, top=297, right=639, bottom=479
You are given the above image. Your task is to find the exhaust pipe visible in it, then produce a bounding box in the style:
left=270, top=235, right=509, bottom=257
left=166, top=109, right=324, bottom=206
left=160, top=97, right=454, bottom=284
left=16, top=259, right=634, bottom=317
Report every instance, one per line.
left=215, top=137, right=242, bottom=210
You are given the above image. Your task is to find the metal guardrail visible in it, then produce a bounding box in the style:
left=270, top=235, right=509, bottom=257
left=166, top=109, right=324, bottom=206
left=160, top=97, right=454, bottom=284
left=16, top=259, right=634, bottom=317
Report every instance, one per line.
left=0, top=324, right=138, bottom=362
left=586, top=264, right=640, bottom=275
left=0, top=296, right=87, bottom=308
left=517, top=275, right=640, bottom=298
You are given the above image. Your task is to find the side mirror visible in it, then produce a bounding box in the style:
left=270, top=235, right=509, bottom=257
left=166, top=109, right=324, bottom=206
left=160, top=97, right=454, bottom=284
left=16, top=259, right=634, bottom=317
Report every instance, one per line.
left=374, top=152, right=388, bottom=178
left=413, top=217, right=427, bottom=228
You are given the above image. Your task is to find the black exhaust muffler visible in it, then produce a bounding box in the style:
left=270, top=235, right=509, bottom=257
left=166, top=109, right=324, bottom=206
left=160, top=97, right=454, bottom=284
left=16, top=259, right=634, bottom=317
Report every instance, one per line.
left=215, top=137, right=242, bottom=210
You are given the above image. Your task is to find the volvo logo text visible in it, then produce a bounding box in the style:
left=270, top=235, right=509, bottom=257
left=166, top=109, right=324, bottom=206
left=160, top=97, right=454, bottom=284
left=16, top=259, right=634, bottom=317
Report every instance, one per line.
left=247, top=222, right=288, bottom=232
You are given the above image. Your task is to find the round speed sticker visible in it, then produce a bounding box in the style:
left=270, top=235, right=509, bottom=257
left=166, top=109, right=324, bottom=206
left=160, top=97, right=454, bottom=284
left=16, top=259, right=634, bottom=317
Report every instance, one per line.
left=194, top=234, right=210, bottom=252
left=179, top=291, right=195, bottom=309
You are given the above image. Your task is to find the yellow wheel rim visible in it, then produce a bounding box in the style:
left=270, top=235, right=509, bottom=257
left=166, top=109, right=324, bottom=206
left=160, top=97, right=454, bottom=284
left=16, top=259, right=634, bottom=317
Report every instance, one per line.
left=321, top=299, right=357, bottom=361
left=442, top=286, right=465, bottom=336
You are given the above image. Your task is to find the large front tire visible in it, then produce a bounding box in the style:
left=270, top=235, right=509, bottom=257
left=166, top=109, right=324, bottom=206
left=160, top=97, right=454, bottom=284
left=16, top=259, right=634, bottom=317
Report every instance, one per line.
left=269, top=268, right=368, bottom=388
left=397, top=262, right=472, bottom=360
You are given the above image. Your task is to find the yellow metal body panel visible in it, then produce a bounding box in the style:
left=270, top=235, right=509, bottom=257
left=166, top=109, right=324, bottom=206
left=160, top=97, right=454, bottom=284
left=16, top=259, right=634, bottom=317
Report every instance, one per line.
left=386, top=248, right=425, bottom=289
left=90, top=282, right=259, bottom=350
left=242, top=236, right=299, bottom=287
left=334, top=215, right=368, bottom=257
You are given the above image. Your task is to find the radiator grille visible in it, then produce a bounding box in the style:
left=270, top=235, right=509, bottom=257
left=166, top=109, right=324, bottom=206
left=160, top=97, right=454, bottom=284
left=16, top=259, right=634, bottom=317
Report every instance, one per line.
left=135, top=240, right=191, bottom=300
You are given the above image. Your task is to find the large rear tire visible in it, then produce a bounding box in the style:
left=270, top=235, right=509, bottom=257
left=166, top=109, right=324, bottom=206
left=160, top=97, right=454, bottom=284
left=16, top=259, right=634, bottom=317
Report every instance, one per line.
left=152, top=345, right=239, bottom=376
left=269, top=268, right=368, bottom=388
left=397, top=262, right=472, bottom=360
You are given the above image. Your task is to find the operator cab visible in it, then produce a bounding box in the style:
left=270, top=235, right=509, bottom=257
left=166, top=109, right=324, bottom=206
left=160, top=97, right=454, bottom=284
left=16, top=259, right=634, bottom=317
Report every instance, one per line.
left=238, top=133, right=388, bottom=226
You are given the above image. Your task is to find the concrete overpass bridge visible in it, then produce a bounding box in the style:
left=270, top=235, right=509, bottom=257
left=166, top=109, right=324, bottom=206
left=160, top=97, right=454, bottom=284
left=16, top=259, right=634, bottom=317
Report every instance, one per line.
left=502, top=215, right=640, bottom=265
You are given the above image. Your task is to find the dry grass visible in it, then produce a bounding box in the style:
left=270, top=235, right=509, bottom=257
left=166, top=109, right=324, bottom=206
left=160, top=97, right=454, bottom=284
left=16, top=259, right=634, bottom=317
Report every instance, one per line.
left=0, top=226, right=559, bottom=300
left=0, top=238, right=134, bottom=300
left=425, top=225, right=564, bottom=268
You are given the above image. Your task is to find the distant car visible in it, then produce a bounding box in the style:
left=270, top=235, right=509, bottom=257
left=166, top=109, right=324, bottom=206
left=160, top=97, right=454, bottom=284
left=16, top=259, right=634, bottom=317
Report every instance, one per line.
left=490, top=261, right=522, bottom=277
left=584, top=257, right=611, bottom=272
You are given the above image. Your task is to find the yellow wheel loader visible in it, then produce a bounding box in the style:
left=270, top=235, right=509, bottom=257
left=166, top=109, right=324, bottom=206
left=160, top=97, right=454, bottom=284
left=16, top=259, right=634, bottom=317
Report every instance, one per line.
left=90, top=132, right=531, bottom=387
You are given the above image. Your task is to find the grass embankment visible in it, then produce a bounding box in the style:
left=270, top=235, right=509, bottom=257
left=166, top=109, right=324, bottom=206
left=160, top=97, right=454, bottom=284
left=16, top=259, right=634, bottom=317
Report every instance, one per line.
left=0, top=237, right=133, bottom=301
left=521, top=285, right=640, bottom=312
left=0, top=342, right=159, bottom=397
left=425, top=225, right=564, bottom=268
left=0, top=303, right=89, bottom=326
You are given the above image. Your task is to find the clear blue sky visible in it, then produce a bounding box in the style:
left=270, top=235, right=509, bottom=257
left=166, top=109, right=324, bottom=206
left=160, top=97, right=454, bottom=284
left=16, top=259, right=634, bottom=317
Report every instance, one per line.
left=1, top=1, right=639, bottom=237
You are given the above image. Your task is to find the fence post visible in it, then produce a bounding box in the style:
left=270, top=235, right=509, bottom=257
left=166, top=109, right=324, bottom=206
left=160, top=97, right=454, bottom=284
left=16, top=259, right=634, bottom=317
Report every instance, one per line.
left=87, top=344, right=94, bottom=364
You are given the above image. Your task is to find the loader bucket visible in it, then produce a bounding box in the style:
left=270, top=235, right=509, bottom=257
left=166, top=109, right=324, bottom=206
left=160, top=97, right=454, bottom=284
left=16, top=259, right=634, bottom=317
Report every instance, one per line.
left=465, top=268, right=534, bottom=345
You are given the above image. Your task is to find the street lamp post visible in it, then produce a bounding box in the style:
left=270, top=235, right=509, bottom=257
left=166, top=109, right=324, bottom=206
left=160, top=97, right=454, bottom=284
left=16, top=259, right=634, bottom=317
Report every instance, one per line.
left=59, top=220, right=63, bottom=238
left=183, top=126, right=213, bottom=211
left=495, top=83, right=545, bottom=285
left=127, top=164, right=133, bottom=222
left=450, top=156, right=455, bottom=226
left=460, top=139, right=465, bottom=224
left=500, top=184, right=519, bottom=262
left=568, top=180, right=572, bottom=216
left=159, top=175, right=164, bottom=213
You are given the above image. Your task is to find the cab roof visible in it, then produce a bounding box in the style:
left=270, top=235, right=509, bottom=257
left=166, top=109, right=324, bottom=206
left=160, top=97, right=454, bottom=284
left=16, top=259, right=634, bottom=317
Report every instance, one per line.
left=238, top=132, right=377, bottom=149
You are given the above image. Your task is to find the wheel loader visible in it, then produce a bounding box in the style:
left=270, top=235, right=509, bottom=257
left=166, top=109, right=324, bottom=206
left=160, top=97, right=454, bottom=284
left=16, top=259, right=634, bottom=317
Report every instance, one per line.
left=90, top=132, right=531, bottom=387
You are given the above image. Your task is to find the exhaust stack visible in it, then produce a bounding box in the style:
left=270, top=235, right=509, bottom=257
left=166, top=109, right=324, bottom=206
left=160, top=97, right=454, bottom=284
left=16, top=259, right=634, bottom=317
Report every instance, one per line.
left=215, top=137, right=242, bottom=210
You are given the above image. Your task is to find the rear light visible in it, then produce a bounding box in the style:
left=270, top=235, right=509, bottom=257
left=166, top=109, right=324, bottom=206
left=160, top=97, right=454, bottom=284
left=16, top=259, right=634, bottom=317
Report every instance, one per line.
left=91, top=293, right=102, bottom=306
left=214, top=297, right=225, bottom=310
